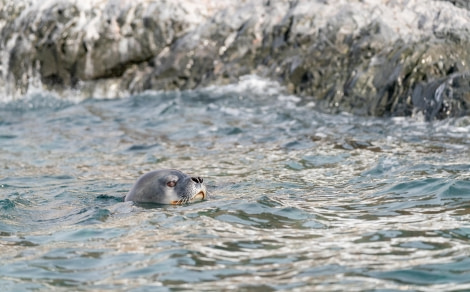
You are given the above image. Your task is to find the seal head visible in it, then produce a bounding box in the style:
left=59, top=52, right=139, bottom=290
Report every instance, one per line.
left=125, top=169, right=207, bottom=204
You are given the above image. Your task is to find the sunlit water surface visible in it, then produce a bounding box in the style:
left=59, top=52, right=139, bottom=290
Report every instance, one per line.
left=1, top=77, right=470, bottom=291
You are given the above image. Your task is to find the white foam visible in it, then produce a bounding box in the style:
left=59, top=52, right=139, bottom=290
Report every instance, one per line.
left=203, top=75, right=286, bottom=98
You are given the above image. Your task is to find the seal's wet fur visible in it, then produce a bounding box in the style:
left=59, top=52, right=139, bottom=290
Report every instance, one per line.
left=125, top=169, right=207, bottom=204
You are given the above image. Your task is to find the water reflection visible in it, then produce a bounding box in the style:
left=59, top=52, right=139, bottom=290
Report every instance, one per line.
left=0, top=78, right=470, bottom=289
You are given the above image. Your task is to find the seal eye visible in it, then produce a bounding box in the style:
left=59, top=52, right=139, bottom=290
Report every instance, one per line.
left=167, top=181, right=176, bottom=187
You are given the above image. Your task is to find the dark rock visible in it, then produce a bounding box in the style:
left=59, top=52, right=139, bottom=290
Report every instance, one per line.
left=440, top=0, right=470, bottom=10
left=1, top=0, right=469, bottom=119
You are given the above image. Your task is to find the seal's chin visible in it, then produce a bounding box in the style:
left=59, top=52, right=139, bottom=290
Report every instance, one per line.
left=170, top=191, right=206, bottom=205
left=190, top=190, right=206, bottom=202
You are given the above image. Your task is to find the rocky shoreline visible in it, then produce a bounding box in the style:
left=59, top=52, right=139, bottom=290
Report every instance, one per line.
left=1, top=0, right=469, bottom=119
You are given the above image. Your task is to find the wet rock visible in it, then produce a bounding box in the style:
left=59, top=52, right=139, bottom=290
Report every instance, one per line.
left=440, top=0, right=470, bottom=10
left=1, top=0, right=469, bottom=119
left=1, top=0, right=218, bottom=94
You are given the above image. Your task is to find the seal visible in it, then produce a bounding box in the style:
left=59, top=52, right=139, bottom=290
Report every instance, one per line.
left=124, top=169, right=207, bottom=204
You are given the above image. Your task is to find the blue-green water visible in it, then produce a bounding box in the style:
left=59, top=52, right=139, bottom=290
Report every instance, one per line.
left=1, top=77, right=470, bottom=291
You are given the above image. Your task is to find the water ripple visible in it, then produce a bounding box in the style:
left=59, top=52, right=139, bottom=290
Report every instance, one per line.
left=0, top=80, right=470, bottom=290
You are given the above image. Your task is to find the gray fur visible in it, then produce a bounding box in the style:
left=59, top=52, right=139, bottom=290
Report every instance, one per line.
left=125, top=169, right=207, bottom=204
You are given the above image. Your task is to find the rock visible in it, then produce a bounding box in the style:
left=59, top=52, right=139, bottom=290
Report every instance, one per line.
left=1, top=0, right=469, bottom=119
left=441, top=0, right=470, bottom=10
left=1, top=0, right=222, bottom=94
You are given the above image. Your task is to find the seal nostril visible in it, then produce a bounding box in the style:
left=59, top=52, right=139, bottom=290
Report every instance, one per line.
left=191, top=177, right=203, bottom=184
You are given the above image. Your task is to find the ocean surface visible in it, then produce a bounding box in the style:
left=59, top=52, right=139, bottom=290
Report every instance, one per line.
left=1, top=76, right=470, bottom=291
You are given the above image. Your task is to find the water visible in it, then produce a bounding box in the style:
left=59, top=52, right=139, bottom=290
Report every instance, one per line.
left=1, top=76, right=470, bottom=291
